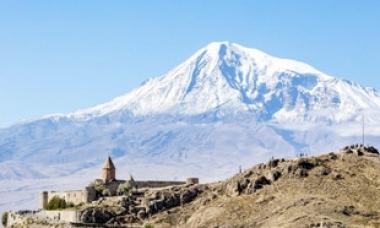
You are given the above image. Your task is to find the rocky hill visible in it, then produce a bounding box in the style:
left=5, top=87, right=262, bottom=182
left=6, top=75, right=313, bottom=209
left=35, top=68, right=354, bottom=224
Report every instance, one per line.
left=145, top=145, right=380, bottom=228
left=5, top=145, right=380, bottom=227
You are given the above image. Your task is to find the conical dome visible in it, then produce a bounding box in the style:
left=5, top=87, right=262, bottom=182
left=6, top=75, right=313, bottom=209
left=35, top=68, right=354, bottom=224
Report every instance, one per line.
left=103, top=156, right=115, bottom=169
left=102, top=156, right=116, bottom=183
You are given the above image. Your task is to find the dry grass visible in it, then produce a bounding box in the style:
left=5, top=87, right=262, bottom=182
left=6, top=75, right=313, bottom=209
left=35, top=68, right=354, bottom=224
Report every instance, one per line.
left=148, top=151, right=380, bottom=228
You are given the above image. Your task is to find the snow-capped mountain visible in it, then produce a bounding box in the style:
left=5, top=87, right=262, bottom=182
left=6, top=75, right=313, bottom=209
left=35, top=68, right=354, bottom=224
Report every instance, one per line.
left=1, top=41, right=380, bottom=211
left=63, top=41, right=380, bottom=124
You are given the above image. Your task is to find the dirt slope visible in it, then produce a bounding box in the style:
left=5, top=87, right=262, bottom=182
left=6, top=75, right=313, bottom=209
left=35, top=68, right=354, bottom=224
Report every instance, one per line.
left=147, top=145, right=380, bottom=228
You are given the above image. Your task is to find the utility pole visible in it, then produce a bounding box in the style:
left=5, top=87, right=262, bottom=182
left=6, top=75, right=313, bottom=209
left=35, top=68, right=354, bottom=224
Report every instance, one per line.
left=362, top=113, right=365, bottom=146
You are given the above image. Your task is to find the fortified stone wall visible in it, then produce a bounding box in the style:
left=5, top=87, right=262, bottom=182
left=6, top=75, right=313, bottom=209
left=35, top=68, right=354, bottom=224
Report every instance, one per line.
left=46, top=190, right=87, bottom=205
left=43, top=210, right=80, bottom=223
left=40, top=178, right=199, bottom=208
left=6, top=212, right=25, bottom=227
left=134, top=178, right=199, bottom=188
left=135, top=180, right=186, bottom=188
left=6, top=210, right=80, bottom=227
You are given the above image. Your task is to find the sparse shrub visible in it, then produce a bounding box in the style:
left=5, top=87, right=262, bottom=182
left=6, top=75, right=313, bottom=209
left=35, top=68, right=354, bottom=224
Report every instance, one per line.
left=102, top=189, right=111, bottom=196
left=117, top=176, right=137, bottom=196
left=144, top=224, right=154, bottom=228
left=46, top=196, right=67, bottom=210
left=2, top=212, right=8, bottom=227
left=89, top=179, right=103, bottom=188
left=117, top=182, right=133, bottom=195
left=89, top=180, right=107, bottom=197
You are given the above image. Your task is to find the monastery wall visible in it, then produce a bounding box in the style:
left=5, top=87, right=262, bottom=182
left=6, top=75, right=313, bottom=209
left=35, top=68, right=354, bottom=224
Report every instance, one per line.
left=43, top=210, right=80, bottom=223
left=135, top=180, right=186, bottom=188
left=45, top=190, right=87, bottom=206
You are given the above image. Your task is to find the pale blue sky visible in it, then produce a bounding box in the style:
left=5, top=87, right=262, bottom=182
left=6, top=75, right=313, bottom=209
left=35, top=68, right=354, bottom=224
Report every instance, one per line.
left=0, top=1, right=379, bottom=127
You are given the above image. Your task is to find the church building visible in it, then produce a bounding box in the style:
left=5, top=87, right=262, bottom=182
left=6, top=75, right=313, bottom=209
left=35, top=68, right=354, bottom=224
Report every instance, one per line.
left=102, top=156, right=116, bottom=183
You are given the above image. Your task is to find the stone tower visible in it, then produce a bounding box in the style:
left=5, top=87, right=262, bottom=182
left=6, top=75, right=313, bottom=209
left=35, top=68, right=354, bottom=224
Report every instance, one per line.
left=102, top=156, right=116, bottom=184
left=41, top=191, right=48, bottom=209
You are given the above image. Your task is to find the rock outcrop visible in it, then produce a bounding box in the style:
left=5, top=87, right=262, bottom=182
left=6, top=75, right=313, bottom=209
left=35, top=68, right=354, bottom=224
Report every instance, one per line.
left=145, top=145, right=380, bottom=227
left=80, top=207, right=115, bottom=224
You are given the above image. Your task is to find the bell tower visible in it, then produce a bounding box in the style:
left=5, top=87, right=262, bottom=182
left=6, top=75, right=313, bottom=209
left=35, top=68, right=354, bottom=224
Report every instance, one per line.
left=102, top=156, right=116, bottom=183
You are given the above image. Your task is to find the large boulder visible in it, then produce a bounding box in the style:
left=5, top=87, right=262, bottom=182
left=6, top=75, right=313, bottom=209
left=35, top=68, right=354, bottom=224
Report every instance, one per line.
left=292, top=158, right=319, bottom=178
left=145, top=186, right=202, bottom=215
left=366, top=146, right=379, bottom=154
left=296, top=158, right=316, bottom=170
left=180, top=187, right=200, bottom=204
left=268, top=170, right=282, bottom=182
left=253, top=175, right=271, bottom=190
left=137, top=210, right=147, bottom=220
left=80, top=207, right=115, bottom=224
left=267, top=159, right=280, bottom=168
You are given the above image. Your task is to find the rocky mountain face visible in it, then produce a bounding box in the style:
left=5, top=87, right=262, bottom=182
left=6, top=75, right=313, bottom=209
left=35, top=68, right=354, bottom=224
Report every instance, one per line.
left=7, top=145, right=380, bottom=227
left=1, top=42, right=380, bottom=211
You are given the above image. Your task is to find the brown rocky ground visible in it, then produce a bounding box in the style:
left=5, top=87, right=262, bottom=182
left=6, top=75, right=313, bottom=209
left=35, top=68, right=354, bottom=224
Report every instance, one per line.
left=146, top=145, right=380, bottom=228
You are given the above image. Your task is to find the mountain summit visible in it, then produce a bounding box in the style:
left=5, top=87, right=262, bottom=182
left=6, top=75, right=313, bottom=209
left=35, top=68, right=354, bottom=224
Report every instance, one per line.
left=70, top=42, right=380, bottom=124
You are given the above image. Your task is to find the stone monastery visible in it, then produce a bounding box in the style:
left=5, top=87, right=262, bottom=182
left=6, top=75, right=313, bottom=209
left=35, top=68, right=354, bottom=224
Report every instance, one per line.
left=41, top=156, right=199, bottom=208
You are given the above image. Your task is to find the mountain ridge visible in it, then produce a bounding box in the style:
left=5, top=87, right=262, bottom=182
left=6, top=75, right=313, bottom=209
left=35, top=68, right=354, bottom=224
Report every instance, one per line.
left=11, top=42, right=380, bottom=126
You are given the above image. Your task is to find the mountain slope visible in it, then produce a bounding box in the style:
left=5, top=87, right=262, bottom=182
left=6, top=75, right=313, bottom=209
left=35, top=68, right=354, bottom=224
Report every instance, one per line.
left=65, top=42, right=380, bottom=123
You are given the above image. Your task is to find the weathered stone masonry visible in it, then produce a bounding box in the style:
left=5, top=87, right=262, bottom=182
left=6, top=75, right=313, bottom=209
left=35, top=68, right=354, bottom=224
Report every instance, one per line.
left=41, top=156, right=199, bottom=208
